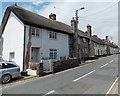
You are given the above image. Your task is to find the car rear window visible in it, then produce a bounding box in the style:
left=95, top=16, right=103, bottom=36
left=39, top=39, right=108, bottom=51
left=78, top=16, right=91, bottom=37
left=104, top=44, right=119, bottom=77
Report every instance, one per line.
left=0, top=65, right=2, bottom=69
left=2, top=63, right=17, bottom=69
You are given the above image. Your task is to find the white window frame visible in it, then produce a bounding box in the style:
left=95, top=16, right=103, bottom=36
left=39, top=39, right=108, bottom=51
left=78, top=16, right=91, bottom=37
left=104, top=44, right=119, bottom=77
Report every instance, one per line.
left=78, top=37, right=80, bottom=44
left=49, top=31, right=57, bottom=39
left=9, top=52, right=15, bottom=61
left=32, top=27, right=40, bottom=37
left=49, top=49, right=57, bottom=59
left=84, top=48, right=88, bottom=54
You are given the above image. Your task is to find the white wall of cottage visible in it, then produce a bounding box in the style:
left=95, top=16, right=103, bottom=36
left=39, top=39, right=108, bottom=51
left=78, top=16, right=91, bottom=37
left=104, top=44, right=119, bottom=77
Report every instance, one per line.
left=0, top=37, right=3, bottom=57
left=110, top=47, right=119, bottom=54
left=25, top=25, right=69, bottom=62
left=94, top=42, right=107, bottom=56
left=2, top=12, right=24, bottom=71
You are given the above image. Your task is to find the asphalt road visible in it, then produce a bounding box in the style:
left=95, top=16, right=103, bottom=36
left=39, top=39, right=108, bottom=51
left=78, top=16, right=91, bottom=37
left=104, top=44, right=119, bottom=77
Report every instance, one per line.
left=2, top=55, right=119, bottom=95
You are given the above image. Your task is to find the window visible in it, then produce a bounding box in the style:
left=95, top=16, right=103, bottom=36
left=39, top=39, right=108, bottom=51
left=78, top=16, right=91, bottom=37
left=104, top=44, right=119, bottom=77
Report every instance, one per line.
left=9, top=52, right=15, bottom=61
left=49, top=32, right=57, bottom=39
left=94, top=43, right=97, bottom=47
left=32, top=27, right=35, bottom=36
left=82, top=48, right=88, bottom=54
left=49, top=49, right=57, bottom=59
left=36, top=28, right=40, bottom=36
left=84, top=48, right=88, bottom=54
left=82, top=49, right=84, bottom=53
left=78, top=37, right=80, bottom=44
left=32, top=27, right=40, bottom=37
left=83, top=38, right=87, bottom=43
left=2, top=63, right=17, bottom=69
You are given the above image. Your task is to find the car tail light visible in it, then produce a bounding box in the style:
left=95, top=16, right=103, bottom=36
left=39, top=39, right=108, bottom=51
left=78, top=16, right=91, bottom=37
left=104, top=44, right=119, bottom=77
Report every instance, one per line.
left=17, top=69, right=20, bottom=72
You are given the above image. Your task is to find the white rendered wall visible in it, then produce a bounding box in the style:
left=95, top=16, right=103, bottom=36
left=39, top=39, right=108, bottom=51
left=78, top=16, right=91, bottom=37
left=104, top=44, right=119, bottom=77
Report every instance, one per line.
left=25, top=25, right=69, bottom=62
left=2, top=12, right=24, bottom=71
left=94, top=43, right=106, bottom=56
left=0, top=37, right=3, bottom=56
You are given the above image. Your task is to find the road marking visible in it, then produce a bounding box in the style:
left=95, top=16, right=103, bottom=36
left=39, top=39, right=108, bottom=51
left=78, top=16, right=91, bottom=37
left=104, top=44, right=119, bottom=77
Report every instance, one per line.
left=110, top=60, right=113, bottom=63
left=105, top=77, right=119, bottom=96
left=43, top=90, right=55, bottom=96
left=73, top=70, right=95, bottom=82
left=100, top=63, right=108, bottom=68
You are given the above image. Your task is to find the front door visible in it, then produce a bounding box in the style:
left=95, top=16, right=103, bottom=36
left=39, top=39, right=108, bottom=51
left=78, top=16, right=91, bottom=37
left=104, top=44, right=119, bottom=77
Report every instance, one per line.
left=31, top=47, right=40, bottom=62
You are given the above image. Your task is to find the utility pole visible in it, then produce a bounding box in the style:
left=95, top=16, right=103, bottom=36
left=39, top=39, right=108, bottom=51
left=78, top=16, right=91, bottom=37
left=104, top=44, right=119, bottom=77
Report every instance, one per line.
left=75, top=10, right=79, bottom=59
left=74, top=7, right=85, bottom=59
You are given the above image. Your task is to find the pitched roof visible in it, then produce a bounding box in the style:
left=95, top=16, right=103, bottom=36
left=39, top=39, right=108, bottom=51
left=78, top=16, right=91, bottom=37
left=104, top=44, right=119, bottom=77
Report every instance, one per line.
left=109, top=42, right=119, bottom=48
left=91, top=36, right=106, bottom=45
left=0, top=4, right=90, bottom=39
left=78, top=31, right=90, bottom=39
left=1, top=4, right=73, bottom=35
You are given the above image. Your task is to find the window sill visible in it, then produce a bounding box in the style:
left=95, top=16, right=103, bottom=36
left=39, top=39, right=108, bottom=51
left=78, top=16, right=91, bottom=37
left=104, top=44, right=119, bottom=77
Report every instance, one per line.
left=32, top=36, right=40, bottom=38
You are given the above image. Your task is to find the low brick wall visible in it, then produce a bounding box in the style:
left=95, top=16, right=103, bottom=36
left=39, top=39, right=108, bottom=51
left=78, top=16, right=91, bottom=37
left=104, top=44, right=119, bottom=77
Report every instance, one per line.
left=52, top=59, right=79, bottom=72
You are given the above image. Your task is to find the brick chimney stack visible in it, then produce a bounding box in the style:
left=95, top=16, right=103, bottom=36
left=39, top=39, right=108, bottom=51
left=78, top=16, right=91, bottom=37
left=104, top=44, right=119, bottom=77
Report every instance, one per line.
left=49, top=13, right=56, bottom=20
left=87, top=24, right=92, bottom=36
left=105, top=36, right=109, bottom=42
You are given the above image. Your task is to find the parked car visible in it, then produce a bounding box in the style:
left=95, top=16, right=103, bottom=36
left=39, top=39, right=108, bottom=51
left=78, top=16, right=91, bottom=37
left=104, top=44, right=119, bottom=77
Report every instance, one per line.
left=0, top=62, right=21, bottom=83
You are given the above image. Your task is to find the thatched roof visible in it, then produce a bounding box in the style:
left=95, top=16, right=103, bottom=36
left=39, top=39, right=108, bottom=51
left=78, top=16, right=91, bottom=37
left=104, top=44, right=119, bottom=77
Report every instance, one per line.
left=1, top=4, right=74, bottom=36
left=0, top=4, right=91, bottom=39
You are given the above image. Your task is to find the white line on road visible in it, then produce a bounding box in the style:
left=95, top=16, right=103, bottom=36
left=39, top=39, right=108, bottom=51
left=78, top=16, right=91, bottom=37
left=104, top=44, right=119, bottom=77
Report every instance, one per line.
left=73, top=70, right=95, bottom=82
left=105, top=77, right=119, bottom=96
left=43, top=90, right=55, bottom=96
left=100, top=63, right=108, bottom=68
left=110, top=60, right=113, bottom=63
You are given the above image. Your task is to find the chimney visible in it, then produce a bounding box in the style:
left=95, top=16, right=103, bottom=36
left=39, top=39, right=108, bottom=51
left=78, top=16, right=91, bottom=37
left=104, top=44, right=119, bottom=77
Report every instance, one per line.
left=71, top=17, right=76, bottom=32
left=105, top=36, right=108, bottom=41
left=85, top=31, right=87, bottom=34
left=87, top=24, right=92, bottom=36
left=93, top=35, right=97, bottom=37
left=49, top=13, right=56, bottom=20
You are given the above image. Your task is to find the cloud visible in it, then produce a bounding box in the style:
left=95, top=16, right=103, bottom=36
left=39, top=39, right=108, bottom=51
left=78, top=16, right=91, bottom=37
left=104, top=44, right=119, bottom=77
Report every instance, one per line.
left=37, top=2, right=118, bottom=44
left=32, top=0, right=44, bottom=6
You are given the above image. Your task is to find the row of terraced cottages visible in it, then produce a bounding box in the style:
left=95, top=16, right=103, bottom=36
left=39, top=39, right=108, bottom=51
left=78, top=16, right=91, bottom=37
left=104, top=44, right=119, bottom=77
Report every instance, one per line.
left=0, top=4, right=119, bottom=71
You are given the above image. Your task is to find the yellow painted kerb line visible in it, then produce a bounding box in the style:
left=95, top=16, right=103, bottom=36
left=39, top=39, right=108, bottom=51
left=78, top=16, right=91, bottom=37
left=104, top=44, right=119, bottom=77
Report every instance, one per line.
left=105, top=77, right=119, bottom=96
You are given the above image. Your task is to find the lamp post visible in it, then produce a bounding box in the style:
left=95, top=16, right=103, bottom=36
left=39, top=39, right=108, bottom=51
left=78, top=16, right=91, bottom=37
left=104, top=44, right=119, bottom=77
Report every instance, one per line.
left=74, top=7, right=85, bottom=59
